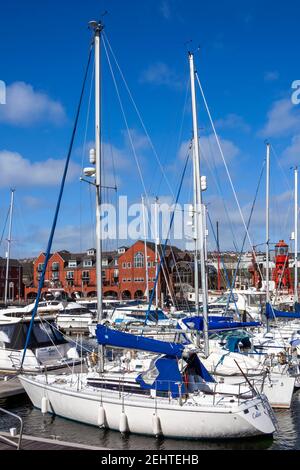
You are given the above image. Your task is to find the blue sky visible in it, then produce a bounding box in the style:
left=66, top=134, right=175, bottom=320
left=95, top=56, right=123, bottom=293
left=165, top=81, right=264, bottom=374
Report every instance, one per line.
left=0, top=0, right=299, bottom=258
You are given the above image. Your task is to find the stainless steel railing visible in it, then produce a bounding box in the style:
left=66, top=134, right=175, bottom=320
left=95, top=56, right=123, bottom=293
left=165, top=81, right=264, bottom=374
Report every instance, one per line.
left=0, top=407, right=24, bottom=450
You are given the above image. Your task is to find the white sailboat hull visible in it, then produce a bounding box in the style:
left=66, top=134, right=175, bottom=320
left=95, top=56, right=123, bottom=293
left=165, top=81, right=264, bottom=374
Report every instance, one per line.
left=19, top=374, right=275, bottom=439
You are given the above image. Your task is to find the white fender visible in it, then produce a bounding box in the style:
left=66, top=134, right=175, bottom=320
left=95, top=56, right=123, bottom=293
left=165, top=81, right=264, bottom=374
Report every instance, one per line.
left=97, top=404, right=106, bottom=428
left=119, top=412, right=128, bottom=433
left=41, top=396, right=49, bottom=414
left=152, top=414, right=162, bottom=436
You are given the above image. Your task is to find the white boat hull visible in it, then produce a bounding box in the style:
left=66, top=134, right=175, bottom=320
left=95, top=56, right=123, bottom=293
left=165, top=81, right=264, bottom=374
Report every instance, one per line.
left=19, top=374, right=275, bottom=439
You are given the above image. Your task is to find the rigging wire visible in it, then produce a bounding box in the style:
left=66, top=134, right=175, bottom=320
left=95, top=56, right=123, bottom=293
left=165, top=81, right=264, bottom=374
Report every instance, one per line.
left=102, top=36, right=148, bottom=200
left=195, top=71, right=264, bottom=282
left=103, top=32, right=175, bottom=198
left=145, top=151, right=190, bottom=323
left=21, top=40, right=94, bottom=368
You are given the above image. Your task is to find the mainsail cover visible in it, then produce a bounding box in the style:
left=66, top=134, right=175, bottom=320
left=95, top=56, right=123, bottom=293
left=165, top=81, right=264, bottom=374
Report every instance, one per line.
left=179, top=316, right=260, bottom=331
left=96, top=324, right=184, bottom=358
left=266, top=302, right=300, bottom=319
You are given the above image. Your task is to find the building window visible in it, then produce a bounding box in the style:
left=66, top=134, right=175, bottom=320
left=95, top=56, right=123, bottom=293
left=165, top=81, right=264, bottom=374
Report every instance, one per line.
left=66, top=271, right=74, bottom=280
left=37, top=263, right=44, bottom=272
left=102, top=259, right=108, bottom=267
left=67, top=280, right=74, bottom=287
left=134, top=252, right=144, bottom=268
left=134, top=277, right=144, bottom=283
left=82, top=271, right=90, bottom=279
left=127, top=262, right=131, bottom=268
left=87, top=249, right=95, bottom=256
left=114, top=259, right=118, bottom=266
left=122, top=262, right=127, bottom=269
left=52, top=272, right=59, bottom=280
left=52, top=262, right=59, bottom=271
left=83, top=260, right=93, bottom=268
left=68, top=260, right=77, bottom=268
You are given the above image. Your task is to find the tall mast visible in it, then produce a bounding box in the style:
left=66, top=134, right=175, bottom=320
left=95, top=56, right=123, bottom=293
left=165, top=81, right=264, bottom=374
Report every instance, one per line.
left=266, top=143, right=270, bottom=305
left=295, top=166, right=298, bottom=303
left=90, top=20, right=104, bottom=371
left=216, top=221, right=221, bottom=291
left=154, top=197, right=159, bottom=308
left=265, top=143, right=270, bottom=332
left=189, top=52, right=209, bottom=357
left=4, top=189, right=15, bottom=305
left=142, top=195, right=149, bottom=303
left=192, top=141, right=199, bottom=320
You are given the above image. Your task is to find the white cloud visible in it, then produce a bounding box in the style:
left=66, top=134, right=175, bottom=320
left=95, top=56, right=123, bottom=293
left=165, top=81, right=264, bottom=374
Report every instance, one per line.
left=215, top=113, right=251, bottom=133
left=140, top=62, right=183, bottom=90
left=282, top=134, right=300, bottom=165
left=0, top=150, right=81, bottom=188
left=159, top=1, right=171, bottom=19
left=0, top=81, right=66, bottom=126
left=22, top=196, right=45, bottom=209
left=259, top=98, right=300, bottom=138
left=264, top=71, right=279, bottom=82
left=178, top=134, right=240, bottom=166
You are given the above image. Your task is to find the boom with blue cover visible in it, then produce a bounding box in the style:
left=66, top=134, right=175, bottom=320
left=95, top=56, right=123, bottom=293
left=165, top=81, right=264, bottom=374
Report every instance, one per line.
left=266, top=302, right=300, bottom=320
left=96, top=324, right=184, bottom=358
left=180, top=316, right=260, bottom=331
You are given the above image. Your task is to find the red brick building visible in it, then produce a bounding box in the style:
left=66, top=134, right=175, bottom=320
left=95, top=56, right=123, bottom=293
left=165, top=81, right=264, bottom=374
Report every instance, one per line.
left=24, top=241, right=194, bottom=302
left=24, top=241, right=161, bottom=301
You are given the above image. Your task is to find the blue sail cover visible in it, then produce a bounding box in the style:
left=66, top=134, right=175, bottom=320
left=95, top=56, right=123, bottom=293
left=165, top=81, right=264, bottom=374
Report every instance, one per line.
left=136, top=356, right=184, bottom=398
left=96, top=324, right=184, bottom=358
left=136, top=353, right=215, bottom=398
left=266, top=302, right=300, bottom=320
left=180, top=316, right=260, bottom=331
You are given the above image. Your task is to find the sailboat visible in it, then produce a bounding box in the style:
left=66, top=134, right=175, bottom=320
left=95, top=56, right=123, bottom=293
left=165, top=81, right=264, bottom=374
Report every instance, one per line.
left=187, top=143, right=297, bottom=407
left=19, top=21, right=277, bottom=439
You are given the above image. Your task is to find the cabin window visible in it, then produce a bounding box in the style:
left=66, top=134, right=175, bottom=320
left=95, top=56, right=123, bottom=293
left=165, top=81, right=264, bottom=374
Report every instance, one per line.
left=33, top=323, right=56, bottom=344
